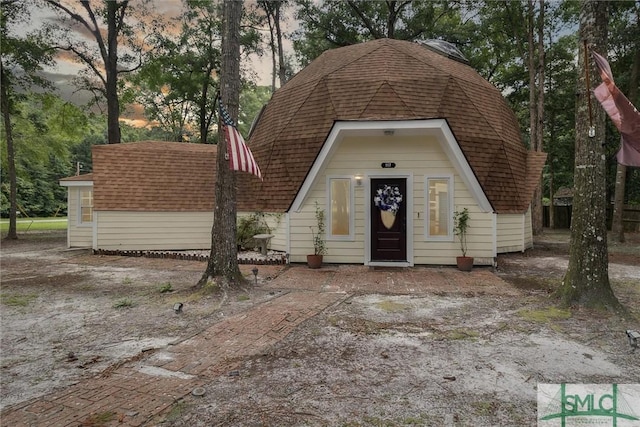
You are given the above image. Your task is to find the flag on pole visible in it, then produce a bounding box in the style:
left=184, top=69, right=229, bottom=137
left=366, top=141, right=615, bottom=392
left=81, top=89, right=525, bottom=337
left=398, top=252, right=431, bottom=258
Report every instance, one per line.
left=219, top=101, right=262, bottom=180
left=592, top=50, right=640, bottom=167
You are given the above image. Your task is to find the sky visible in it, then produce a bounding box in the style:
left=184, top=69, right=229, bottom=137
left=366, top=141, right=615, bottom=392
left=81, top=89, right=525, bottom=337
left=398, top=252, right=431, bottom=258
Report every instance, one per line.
left=25, top=1, right=297, bottom=126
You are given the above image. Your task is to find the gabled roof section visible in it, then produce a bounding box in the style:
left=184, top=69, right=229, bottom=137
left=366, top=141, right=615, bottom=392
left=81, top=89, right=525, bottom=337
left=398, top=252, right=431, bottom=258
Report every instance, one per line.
left=92, top=141, right=217, bottom=212
left=290, top=119, right=493, bottom=213
left=239, top=38, right=545, bottom=214
left=60, top=173, right=93, bottom=186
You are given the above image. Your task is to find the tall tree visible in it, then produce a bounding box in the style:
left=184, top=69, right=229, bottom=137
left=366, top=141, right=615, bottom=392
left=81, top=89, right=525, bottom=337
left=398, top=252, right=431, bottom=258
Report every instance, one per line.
left=133, top=1, right=259, bottom=143
left=556, top=0, right=621, bottom=310
left=198, top=0, right=245, bottom=288
left=527, top=0, right=545, bottom=235
left=1, top=0, right=54, bottom=239
left=258, top=0, right=288, bottom=92
left=44, top=0, right=149, bottom=144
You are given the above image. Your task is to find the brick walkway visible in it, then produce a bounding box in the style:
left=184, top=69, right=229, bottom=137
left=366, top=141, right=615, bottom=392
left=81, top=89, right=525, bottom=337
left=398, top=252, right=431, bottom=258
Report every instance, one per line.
left=1, top=288, right=347, bottom=426
left=1, top=264, right=513, bottom=426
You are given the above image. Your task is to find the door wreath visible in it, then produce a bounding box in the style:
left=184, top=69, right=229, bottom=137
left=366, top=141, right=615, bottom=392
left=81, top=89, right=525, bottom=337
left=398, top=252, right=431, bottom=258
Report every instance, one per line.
left=374, top=185, right=403, bottom=229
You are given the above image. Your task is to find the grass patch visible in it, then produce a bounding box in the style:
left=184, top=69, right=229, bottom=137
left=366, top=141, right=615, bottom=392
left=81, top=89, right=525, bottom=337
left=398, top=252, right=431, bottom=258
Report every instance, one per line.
left=1, top=293, right=38, bottom=307
left=164, top=400, right=189, bottom=422
left=375, top=299, right=407, bottom=313
left=471, top=400, right=498, bottom=416
left=158, top=283, right=173, bottom=293
left=0, top=217, right=67, bottom=233
left=444, top=328, right=480, bottom=340
left=518, top=306, right=571, bottom=323
left=113, top=298, right=135, bottom=309
left=237, top=294, right=250, bottom=302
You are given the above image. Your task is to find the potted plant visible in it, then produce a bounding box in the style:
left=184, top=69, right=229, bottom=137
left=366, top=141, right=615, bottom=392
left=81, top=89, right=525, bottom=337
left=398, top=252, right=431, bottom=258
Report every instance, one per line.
left=307, top=202, right=327, bottom=268
left=453, top=207, right=473, bottom=271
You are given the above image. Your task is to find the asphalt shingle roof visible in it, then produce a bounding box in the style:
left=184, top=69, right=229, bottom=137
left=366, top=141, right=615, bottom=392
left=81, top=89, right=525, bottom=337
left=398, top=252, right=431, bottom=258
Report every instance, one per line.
left=239, top=38, right=546, bottom=214
left=92, top=141, right=217, bottom=211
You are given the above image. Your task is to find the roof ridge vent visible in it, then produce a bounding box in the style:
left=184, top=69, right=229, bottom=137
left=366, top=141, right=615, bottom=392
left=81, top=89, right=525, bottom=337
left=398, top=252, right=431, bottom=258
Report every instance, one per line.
left=416, top=39, right=469, bottom=65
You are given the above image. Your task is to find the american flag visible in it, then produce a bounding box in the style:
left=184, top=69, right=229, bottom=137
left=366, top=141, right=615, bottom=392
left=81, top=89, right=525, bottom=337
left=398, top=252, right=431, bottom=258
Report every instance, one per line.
left=219, top=101, right=262, bottom=179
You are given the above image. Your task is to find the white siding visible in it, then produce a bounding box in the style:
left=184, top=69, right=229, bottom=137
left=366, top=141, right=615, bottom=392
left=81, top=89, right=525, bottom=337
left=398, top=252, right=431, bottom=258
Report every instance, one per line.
left=289, top=135, right=495, bottom=265
left=523, top=205, right=533, bottom=249
left=95, top=211, right=214, bottom=250
left=66, top=186, right=93, bottom=248
left=95, top=210, right=286, bottom=252
left=496, top=213, right=525, bottom=253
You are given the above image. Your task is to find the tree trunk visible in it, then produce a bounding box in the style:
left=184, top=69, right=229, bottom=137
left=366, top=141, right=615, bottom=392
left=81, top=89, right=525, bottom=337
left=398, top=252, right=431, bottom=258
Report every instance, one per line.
left=275, top=2, right=287, bottom=88
left=106, top=1, right=121, bottom=144
left=611, top=164, right=626, bottom=242
left=266, top=5, right=277, bottom=93
left=1, top=62, right=18, bottom=240
left=198, top=0, right=245, bottom=288
left=528, top=0, right=544, bottom=235
left=532, top=0, right=545, bottom=235
left=556, top=0, right=621, bottom=311
left=611, top=49, right=639, bottom=242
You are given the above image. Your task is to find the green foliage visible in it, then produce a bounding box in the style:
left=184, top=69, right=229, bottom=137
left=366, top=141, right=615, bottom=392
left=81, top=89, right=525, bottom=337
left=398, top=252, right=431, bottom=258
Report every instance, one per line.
left=239, top=84, right=272, bottom=137
left=310, top=201, right=327, bottom=255
left=518, top=307, right=571, bottom=323
left=237, top=212, right=271, bottom=250
left=158, top=283, right=173, bottom=293
left=1, top=293, right=38, bottom=307
left=292, top=0, right=472, bottom=67
left=1, top=93, right=88, bottom=217
left=453, top=208, right=470, bottom=257
left=113, top=298, right=135, bottom=309
left=129, top=1, right=261, bottom=143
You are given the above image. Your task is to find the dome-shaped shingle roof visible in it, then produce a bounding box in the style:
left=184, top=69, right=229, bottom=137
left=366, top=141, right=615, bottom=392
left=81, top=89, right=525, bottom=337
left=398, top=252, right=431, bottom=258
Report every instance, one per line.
left=239, top=38, right=545, bottom=214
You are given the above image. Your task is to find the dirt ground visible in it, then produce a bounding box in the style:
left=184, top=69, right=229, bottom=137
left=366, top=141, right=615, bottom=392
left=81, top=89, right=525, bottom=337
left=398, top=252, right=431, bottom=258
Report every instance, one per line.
left=1, top=229, right=639, bottom=426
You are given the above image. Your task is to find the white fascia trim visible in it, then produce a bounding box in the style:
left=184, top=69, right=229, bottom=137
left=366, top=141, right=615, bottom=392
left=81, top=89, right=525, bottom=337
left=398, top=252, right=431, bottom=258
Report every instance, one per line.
left=92, top=210, right=98, bottom=250
left=492, top=212, right=498, bottom=257
left=285, top=212, right=291, bottom=256
left=60, top=181, right=93, bottom=187
left=290, top=119, right=493, bottom=213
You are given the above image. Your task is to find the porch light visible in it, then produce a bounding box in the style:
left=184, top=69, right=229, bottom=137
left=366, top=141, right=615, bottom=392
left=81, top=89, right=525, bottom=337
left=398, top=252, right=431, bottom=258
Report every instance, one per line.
left=355, top=175, right=363, bottom=186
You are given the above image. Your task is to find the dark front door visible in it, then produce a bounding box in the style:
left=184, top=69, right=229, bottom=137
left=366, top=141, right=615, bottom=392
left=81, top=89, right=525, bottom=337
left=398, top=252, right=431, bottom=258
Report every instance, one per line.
left=371, top=178, right=407, bottom=262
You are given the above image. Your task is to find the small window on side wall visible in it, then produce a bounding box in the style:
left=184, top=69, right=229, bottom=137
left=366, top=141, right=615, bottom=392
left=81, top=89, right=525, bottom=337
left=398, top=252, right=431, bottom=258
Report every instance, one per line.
left=426, top=176, right=452, bottom=240
left=328, top=177, right=354, bottom=240
left=80, top=189, right=93, bottom=224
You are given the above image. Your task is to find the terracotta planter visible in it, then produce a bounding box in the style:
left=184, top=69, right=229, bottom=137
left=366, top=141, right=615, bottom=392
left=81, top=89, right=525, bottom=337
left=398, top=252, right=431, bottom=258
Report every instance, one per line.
left=307, top=254, right=323, bottom=269
left=456, top=256, right=474, bottom=271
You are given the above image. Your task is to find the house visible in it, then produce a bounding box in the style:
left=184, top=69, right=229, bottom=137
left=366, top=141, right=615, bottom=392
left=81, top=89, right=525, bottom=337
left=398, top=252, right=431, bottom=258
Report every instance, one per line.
left=61, top=38, right=546, bottom=267
left=60, top=142, right=217, bottom=250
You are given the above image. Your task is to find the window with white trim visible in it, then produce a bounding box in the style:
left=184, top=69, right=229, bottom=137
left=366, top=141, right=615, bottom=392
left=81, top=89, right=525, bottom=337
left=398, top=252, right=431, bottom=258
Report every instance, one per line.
left=79, top=189, right=93, bottom=224
left=426, top=176, right=452, bottom=240
left=328, top=177, right=354, bottom=240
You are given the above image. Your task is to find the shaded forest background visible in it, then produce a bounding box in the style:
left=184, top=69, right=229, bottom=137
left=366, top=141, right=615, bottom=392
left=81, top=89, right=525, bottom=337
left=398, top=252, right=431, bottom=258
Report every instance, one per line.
left=1, top=0, right=638, bottom=219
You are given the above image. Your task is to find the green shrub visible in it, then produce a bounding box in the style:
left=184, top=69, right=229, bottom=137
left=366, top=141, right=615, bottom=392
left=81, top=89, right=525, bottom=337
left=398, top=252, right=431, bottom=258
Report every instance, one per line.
left=237, top=212, right=271, bottom=250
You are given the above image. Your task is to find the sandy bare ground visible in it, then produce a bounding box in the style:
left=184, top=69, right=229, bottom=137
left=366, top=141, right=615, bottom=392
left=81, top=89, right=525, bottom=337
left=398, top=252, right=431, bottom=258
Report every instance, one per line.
left=1, top=230, right=639, bottom=426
